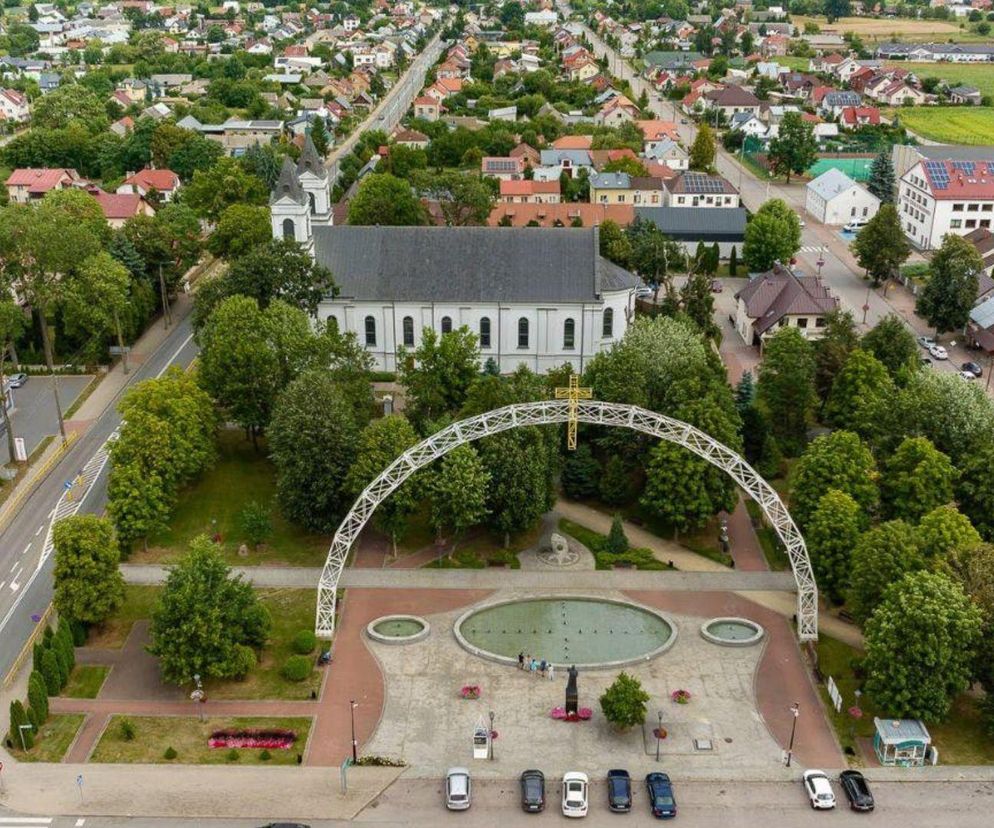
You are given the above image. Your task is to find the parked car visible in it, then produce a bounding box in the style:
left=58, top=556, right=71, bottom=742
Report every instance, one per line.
left=445, top=767, right=471, bottom=810
left=520, top=769, right=545, bottom=813
left=645, top=772, right=677, bottom=819
left=928, top=344, right=949, bottom=360
left=962, top=361, right=983, bottom=377
left=920, top=357, right=932, bottom=368
left=607, top=769, right=632, bottom=812
left=803, top=770, right=836, bottom=810
left=635, top=285, right=654, bottom=299
left=680, top=118, right=688, bottom=124
left=562, top=771, right=589, bottom=818
left=960, top=370, right=977, bottom=380
left=839, top=770, right=874, bottom=812
left=917, top=335, right=936, bottom=350
left=710, top=279, right=723, bottom=292
left=5, top=373, right=27, bottom=388
left=844, top=219, right=868, bottom=233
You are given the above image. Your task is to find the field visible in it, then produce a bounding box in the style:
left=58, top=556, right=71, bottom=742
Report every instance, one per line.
left=889, top=106, right=994, bottom=144
left=885, top=62, right=994, bottom=98
left=792, top=15, right=975, bottom=42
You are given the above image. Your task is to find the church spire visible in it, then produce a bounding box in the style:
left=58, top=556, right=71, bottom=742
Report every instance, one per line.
left=297, top=133, right=326, bottom=179
left=271, top=156, right=306, bottom=205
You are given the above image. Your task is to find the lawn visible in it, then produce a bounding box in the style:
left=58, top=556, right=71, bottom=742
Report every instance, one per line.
left=558, top=517, right=668, bottom=570
left=888, top=106, right=994, bottom=145
left=9, top=714, right=85, bottom=763
left=62, top=664, right=110, bottom=698
left=744, top=500, right=790, bottom=571
left=815, top=636, right=994, bottom=765
left=885, top=62, right=994, bottom=98
left=90, top=716, right=313, bottom=765
left=86, top=585, right=160, bottom=648
left=132, top=430, right=330, bottom=567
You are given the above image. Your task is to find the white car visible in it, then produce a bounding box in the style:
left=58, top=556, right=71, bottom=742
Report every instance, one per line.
left=445, top=767, right=471, bottom=810
left=928, top=344, right=949, bottom=360
left=562, top=771, right=589, bottom=818
left=803, top=770, right=836, bottom=810
left=844, top=220, right=867, bottom=233
left=960, top=370, right=977, bottom=381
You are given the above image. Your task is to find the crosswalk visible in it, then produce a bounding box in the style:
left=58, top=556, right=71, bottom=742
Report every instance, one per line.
left=799, top=245, right=828, bottom=253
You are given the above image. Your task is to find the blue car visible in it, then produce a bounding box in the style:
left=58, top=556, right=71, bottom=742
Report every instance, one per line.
left=645, top=772, right=677, bottom=819
left=607, top=769, right=632, bottom=812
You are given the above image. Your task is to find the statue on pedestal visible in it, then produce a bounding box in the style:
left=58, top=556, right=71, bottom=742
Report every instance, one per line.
left=565, top=664, right=579, bottom=715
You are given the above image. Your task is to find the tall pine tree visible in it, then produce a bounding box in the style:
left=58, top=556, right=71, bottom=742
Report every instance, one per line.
left=867, top=150, right=895, bottom=204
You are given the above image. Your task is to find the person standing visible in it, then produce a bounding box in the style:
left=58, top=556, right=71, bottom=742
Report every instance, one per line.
left=518, top=651, right=525, bottom=670
left=548, top=663, right=555, bottom=681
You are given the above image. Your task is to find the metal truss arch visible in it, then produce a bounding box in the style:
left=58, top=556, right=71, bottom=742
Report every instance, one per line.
left=316, top=401, right=818, bottom=640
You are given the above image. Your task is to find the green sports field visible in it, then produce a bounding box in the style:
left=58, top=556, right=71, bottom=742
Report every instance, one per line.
left=891, top=107, right=994, bottom=145
left=806, top=156, right=874, bottom=181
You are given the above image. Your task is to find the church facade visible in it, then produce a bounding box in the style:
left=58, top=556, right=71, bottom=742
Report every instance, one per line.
left=270, top=139, right=639, bottom=373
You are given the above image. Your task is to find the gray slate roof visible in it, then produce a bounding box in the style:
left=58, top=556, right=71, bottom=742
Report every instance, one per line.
left=312, top=227, right=637, bottom=303
left=633, top=207, right=747, bottom=239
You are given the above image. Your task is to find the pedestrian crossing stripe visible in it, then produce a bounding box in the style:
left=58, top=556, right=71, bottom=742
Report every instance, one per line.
left=799, top=245, right=827, bottom=253
left=0, top=818, right=54, bottom=825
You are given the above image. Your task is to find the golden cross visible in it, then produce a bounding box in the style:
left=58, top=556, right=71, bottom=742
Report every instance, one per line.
left=554, top=375, right=593, bottom=451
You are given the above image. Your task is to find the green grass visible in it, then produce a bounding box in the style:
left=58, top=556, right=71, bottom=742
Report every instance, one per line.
left=61, top=664, right=110, bottom=698
left=885, top=62, right=994, bottom=99
left=744, top=500, right=790, bottom=571
left=558, top=517, right=668, bottom=570
left=90, top=716, right=313, bottom=765
left=135, top=430, right=330, bottom=567
left=889, top=106, right=994, bottom=145
left=87, top=585, right=161, bottom=649
left=9, top=714, right=86, bottom=763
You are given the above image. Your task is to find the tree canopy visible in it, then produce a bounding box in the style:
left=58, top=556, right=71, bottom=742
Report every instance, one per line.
left=917, top=234, right=982, bottom=334
left=742, top=199, right=801, bottom=271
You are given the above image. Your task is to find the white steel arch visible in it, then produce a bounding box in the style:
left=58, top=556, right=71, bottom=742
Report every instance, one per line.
left=316, top=400, right=818, bottom=640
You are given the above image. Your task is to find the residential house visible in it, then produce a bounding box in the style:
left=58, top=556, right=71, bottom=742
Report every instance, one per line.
left=116, top=168, right=181, bottom=202
left=949, top=85, right=982, bottom=105
left=394, top=129, right=429, bottom=150
left=637, top=119, right=680, bottom=151
left=595, top=96, right=640, bottom=127
left=819, top=91, right=863, bottom=118
left=482, top=156, right=527, bottom=180
left=539, top=148, right=593, bottom=179
left=666, top=171, right=740, bottom=208
left=499, top=179, right=562, bottom=204
left=510, top=142, right=541, bottom=167
left=488, top=105, right=518, bottom=122
left=589, top=172, right=667, bottom=206
left=89, top=189, right=155, bottom=229
left=871, top=80, right=928, bottom=107
left=643, top=138, right=689, bottom=171
left=805, top=168, right=881, bottom=225
left=734, top=264, right=839, bottom=346
left=899, top=159, right=994, bottom=250
left=703, top=85, right=762, bottom=117
left=413, top=97, right=440, bottom=121
left=0, top=89, right=29, bottom=123
left=839, top=106, right=881, bottom=129
left=729, top=112, right=768, bottom=137
left=5, top=168, right=80, bottom=203
left=487, top=203, right=635, bottom=228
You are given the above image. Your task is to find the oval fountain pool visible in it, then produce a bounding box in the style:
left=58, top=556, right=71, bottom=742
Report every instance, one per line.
left=700, top=617, right=764, bottom=647
left=454, top=597, right=676, bottom=669
left=367, top=615, right=430, bottom=644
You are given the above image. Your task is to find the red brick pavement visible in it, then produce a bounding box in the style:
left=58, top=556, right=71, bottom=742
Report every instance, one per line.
left=726, top=497, right=769, bottom=572
left=625, top=590, right=843, bottom=769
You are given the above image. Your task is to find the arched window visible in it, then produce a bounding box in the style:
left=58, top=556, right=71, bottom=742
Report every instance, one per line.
left=564, top=318, right=575, bottom=349
left=308, top=192, right=316, bottom=214
left=364, top=315, right=376, bottom=347
left=518, top=317, right=529, bottom=349
left=282, top=217, right=295, bottom=239
left=479, top=317, right=491, bottom=348
left=602, top=307, right=614, bottom=338
left=402, top=316, right=414, bottom=347
left=441, top=315, right=452, bottom=334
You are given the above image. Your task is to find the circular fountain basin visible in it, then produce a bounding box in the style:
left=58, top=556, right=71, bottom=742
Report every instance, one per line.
left=700, top=617, right=764, bottom=647
left=454, top=596, right=676, bottom=669
left=367, top=615, right=430, bottom=644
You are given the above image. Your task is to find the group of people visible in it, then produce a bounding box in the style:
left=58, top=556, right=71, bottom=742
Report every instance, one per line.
left=518, top=651, right=555, bottom=680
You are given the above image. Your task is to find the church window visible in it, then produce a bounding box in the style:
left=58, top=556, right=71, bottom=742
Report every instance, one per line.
left=479, top=317, right=491, bottom=348
left=564, top=318, right=575, bottom=349
left=402, top=316, right=414, bottom=347
left=441, top=316, right=452, bottom=334
left=602, top=308, right=614, bottom=338
left=282, top=218, right=295, bottom=239
left=308, top=192, right=316, bottom=214
left=518, top=317, right=529, bottom=348
left=364, top=315, right=376, bottom=347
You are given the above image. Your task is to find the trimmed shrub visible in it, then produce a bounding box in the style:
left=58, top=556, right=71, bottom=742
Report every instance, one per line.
left=605, top=514, right=630, bottom=555
left=164, top=746, right=178, bottom=760
left=53, top=645, right=70, bottom=688
left=8, top=700, right=27, bottom=745
left=281, top=655, right=312, bottom=682
left=43, top=626, right=53, bottom=646
left=260, top=748, right=272, bottom=761
left=118, top=718, right=136, bottom=741
left=57, top=623, right=76, bottom=670
left=40, top=649, right=61, bottom=695
left=70, top=618, right=88, bottom=647
left=226, top=748, right=239, bottom=761
left=28, top=670, right=49, bottom=722
left=292, top=630, right=317, bottom=655
left=230, top=644, right=257, bottom=679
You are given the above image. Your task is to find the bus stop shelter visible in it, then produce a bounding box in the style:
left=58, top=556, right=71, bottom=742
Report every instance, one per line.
left=873, top=718, right=932, bottom=767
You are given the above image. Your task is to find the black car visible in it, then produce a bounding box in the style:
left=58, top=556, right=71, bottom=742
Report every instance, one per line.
left=520, top=769, right=545, bottom=813
left=962, top=361, right=984, bottom=378
left=839, top=770, right=874, bottom=812
left=645, top=772, right=677, bottom=819
left=607, top=768, right=632, bottom=812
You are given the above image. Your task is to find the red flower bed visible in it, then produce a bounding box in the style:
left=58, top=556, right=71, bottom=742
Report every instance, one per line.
left=209, top=728, right=297, bottom=749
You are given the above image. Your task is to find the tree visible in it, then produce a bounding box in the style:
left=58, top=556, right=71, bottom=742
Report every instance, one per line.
left=629, top=224, right=686, bottom=303
left=766, top=112, right=817, bottom=183
left=824, top=0, right=852, bottom=24
left=606, top=514, right=630, bottom=555
left=599, top=672, right=650, bottom=730
left=745, top=199, right=801, bottom=271
left=861, top=314, right=919, bottom=380
left=599, top=454, right=633, bottom=506
left=28, top=671, right=48, bottom=723
left=410, top=170, right=496, bottom=226
left=8, top=699, right=30, bottom=748
left=238, top=501, right=272, bottom=550
left=31, top=84, right=106, bottom=132
left=734, top=371, right=755, bottom=414
left=848, top=520, right=924, bottom=624
left=398, top=327, right=481, bottom=432
left=680, top=270, right=719, bottom=338
left=478, top=428, right=553, bottom=546
left=916, top=504, right=982, bottom=562
left=309, top=119, right=329, bottom=158
left=943, top=542, right=994, bottom=687
left=867, top=150, right=896, bottom=203
left=148, top=536, right=271, bottom=685
left=880, top=437, right=956, bottom=523
left=269, top=370, right=363, bottom=533
left=806, top=489, right=865, bottom=603
left=917, top=234, right=983, bottom=334
left=728, top=244, right=738, bottom=276
left=852, top=204, right=910, bottom=288
left=689, top=123, right=716, bottom=172
left=52, top=515, right=124, bottom=626
left=207, top=204, right=273, bottom=260
left=561, top=444, right=600, bottom=500
left=347, top=173, right=427, bottom=226
left=756, top=327, right=817, bottom=455
left=62, top=252, right=131, bottom=366
left=864, top=571, right=981, bottom=720
left=428, top=444, right=489, bottom=551
left=598, top=219, right=632, bottom=267
left=790, top=430, right=879, bottom=532
left=603, top=156, right=648, bottom=177
left=957, top=442, right=994, bottom=541
left=824, top=349, right=894, bottom=440
left=0, top=299, right=26, bottom=462
left=813, top=309, right=860, bottom=403
left=40, top=648, right=61, bottom=695
left=183, top=157, right=268, bottom=221
left=345, top=415, right=421, bottom=555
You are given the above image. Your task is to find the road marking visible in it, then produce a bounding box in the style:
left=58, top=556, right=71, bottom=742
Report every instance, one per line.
left=9, top=560, right=20, bottom=573
left=35, top=524, right=43, bottom=536
left=155, top=332, right=194, bottom=379
left=0, top=581, right=5, bottom=590
left=0, top=819, right=54, bottom=825
left=75, top=820, right=86, bottom=827
left=47, top=508, right=54, bottom=518
left=22, top=544, right=31, bottom=556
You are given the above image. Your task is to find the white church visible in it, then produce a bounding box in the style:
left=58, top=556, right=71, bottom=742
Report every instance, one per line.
left=270, top=138, right=639, bottom=374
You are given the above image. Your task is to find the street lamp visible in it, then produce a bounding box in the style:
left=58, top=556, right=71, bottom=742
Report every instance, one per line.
left=655, top=711, right=663, bottom=761
left=488, top=710, right=495, bottom=761
left=191, top=673, right=205, bottom=721
left=862, top=282, right=872, bottom=325
left=350, top=699, right=359, bottom=763
left=785, top=703, right=800, bottom=767
left=816, top=255, right=825, bottom=277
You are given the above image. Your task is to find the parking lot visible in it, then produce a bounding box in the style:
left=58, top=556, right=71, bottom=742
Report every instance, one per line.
left=0, top=374, right=93, bottom=463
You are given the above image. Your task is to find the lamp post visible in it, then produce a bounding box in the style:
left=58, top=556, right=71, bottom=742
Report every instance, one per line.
left=816, top=255, right=825, bottom=278
left=655, top=711, right=663, bottom=761
left=488, top=710, right=495, bottom=761
left=350, top=699, right=359, bottom=763
left=191, top=673, right=205, bottom=722
left=786, top=703, right=800, bottom=767
left=862, top=282, right=872, bottom=325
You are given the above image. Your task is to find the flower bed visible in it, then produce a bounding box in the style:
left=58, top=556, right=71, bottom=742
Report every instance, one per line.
left=208, top=728, right=297, bottom=749
left=460, top=685, right=481, bottom=700
left=671, top=689, right=691, bottom=705
left=550, top=707, right=592, bottom=722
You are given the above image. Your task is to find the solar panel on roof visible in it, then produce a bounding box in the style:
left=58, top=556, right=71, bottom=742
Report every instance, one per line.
left=952, top=161, right=976, bottom=173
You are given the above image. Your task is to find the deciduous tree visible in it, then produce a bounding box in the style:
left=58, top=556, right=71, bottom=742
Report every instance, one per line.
left=428, top=444, right=489, bottom=551
left=756, top=327, right=817, bottom=455
left=848, top=520, right=924, bottom=623
left=790, top=430, right=879, bottom=531
left=766, top=112, right=817, bottom=183
left=398, top=326, right=481, bottom=432
left=860, top=314, right=919, bottom=380
left=957, top=442, right=994, bottom=541
left=742, top=199, right=801, bottom=271
left=183, top=157, right=268, bottom=221
left=207, top=204, right=273, bottom=260
left=824, top=349, right=894, bottom=440
left=917, top=234, right=983, bottom=334
left=880, top=437, right=956, bottom=523
left=689, top=123, right=716, bottom=172
left=52, top=515, right=125, bottom=626
left=806, top=489, right=865, bottom=603
left=599, top=671, right=650, bottom=730
left=347, top=173, right=428, bottom=226
left=852, top=204, right=910, bottom=287
left=916, top=504, right=981, bottom=562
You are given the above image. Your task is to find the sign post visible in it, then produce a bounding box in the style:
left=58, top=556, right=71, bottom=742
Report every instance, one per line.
left=340, top=757, right=353, bottom=794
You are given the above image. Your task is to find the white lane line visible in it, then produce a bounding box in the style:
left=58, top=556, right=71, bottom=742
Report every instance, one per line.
left=0, top=581, right=5, bottom=590
left=9, top=560, right=20, bottom=573
left=155, top=332, right=194, bottom=379
left=22, top=544, right=31, bottom=556
left=47, top=508, right=55, bottom=518
left=35, top=524, right=43, bottom=536
left=0, top=819, right=54, bottom=824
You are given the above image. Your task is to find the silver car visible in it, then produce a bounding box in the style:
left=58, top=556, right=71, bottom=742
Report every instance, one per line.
left=445, top=767, right=471, bottom=810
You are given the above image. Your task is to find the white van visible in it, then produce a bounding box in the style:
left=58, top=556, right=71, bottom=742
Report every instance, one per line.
left=844, top=219, right=867, bottom=233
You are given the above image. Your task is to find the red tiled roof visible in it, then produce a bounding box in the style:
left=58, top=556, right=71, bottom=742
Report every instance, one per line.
left=6, top=168, right=78, bottom=193
left=89, top=189, right=149, bottom=219
left=552, top=135, right=593, bottom=150
left=487, top=203, right=635, bottom=227
left=123, top=168, right=180, bottom=192
left=919, top=160, right=994, bottom=200
left=499, top=180, right=561, bottom=196
left=735, top=265, right=838, bottom=334
left=839, top=106, right=880, bottom=126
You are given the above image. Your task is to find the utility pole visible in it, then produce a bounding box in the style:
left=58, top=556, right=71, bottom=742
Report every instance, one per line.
left=786, top=703, right=800, bottom=767
left=159, top=263, right=171, bottom=329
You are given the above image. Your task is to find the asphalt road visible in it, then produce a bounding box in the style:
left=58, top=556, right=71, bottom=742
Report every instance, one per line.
left=0, top=375, right=93, bottom=464
left=0, top=316, right=197, bottom=683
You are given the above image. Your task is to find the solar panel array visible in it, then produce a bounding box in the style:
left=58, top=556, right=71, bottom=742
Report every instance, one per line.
left=952, top=161, right=976, bottom=174
left=924, top=160, right=950, bottom=189
left=683, top=172, right=726, bottom=194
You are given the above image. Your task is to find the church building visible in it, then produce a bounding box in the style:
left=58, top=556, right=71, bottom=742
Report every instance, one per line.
left=269, top=138, right=639, bottom=373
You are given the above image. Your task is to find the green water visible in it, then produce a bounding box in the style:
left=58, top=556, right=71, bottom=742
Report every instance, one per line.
left=706, top=620, right=758, bottom=641
left=373, top=618, right=425, bottom=637
left=460, top=598, right=673, bottom=665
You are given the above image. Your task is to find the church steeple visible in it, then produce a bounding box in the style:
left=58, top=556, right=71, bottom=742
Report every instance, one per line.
left=294, top=133, right=332, bottom=227
left=297, top=133, right=326, bottom=180
left=271, top=156, right=307, bottom=206
left=270, top=156, right=312, bottom=252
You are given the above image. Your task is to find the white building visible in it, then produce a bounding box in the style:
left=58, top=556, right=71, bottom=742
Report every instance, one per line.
left=899, top=159, right=994, bottom=250
left=805, top=168, right=880, bottom=226
left=0, top=88, right=29, bottom=123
